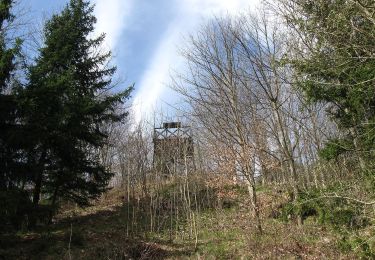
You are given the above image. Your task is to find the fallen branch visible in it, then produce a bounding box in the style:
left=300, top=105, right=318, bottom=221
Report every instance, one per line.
left=321, top=193, right=375, bottom=206
left=294, top=193, right=375, bottom=206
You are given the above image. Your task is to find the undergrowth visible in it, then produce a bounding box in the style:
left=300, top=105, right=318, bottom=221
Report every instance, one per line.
left=1, top=182, right=373, bottom=259
left=277, top=185, right=375, bottom=258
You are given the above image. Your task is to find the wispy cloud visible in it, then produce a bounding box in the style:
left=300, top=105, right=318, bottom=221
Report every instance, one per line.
left=93, top=0, right=133, bottom=50
left=131, top=21, right=183, bottom=124
left=132, top=0, right=260, bottom=124
left=182, top=0, right=257, bottom=16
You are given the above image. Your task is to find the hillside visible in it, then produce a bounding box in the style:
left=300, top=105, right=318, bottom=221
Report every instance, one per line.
left=2, top=183, right=370, bottom=259
left=1, top=0, right=375, bottom=259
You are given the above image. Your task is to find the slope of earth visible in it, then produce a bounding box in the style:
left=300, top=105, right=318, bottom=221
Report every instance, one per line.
left=0, top=186, right=358, bottom=259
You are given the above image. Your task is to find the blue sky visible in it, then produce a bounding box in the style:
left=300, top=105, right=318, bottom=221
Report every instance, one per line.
left=26, top=0, right=260, bottom=123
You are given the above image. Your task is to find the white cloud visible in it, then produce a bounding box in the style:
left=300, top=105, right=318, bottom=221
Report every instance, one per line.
left=182, top=0, right=257, bottom=16
left=132, top=23, right=182, bottom=124
left=92, top=0, right=133, bottom=50
left=132, top=0, right=260, bottom=124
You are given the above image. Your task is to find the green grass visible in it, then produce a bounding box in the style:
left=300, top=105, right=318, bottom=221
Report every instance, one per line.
left=1, top=185, right=371, bottom=259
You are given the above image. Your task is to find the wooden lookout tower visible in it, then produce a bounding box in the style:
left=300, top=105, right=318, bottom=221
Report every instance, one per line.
left=153, top=122, right=195, bottom=175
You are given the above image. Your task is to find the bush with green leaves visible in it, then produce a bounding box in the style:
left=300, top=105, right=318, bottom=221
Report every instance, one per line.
left=279, top=189, right=369, bottom=230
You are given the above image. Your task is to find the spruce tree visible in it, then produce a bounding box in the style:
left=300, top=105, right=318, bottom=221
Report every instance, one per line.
left=0, top=0, right=22, bottom=189
left=24, top=0, right=132, bottom=208
left=283, top=0, right=375, bottom=166
left=0, top=0, right=30, bottom=230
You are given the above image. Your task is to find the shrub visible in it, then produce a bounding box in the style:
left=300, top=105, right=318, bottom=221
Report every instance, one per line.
left=279, top=189, right=369, bottom=230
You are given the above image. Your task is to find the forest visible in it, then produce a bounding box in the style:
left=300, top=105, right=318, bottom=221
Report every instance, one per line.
left=1, top=0, right=375, bottom=259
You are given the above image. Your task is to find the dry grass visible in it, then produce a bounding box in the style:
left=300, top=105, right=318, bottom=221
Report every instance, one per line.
left=0, top=186, right=364, bottom=259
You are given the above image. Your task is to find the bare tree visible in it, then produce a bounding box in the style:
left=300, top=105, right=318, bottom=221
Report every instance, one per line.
left=173, top=7, right=335, bottom=228
left=173, top=15, right=265, bottom=233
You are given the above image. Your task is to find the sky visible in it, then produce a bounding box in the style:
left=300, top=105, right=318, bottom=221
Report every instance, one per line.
left=26, top=0, right=260, bottom=124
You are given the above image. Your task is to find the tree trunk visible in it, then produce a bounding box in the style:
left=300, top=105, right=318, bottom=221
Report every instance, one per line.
left=32, top=151, right=46, bottom=206
left=246, top=179, right=263, bottom=234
